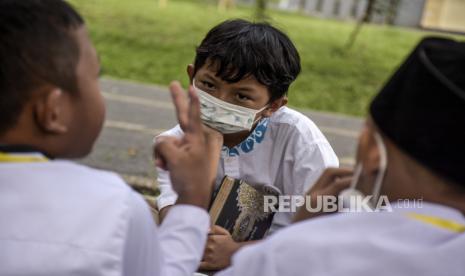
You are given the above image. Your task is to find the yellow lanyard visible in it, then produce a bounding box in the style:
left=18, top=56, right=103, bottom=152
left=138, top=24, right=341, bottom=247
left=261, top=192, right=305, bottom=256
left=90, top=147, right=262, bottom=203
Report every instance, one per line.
left=407, top=212, right=465, bottom=233
left=0, top=152, right=49, bottom=163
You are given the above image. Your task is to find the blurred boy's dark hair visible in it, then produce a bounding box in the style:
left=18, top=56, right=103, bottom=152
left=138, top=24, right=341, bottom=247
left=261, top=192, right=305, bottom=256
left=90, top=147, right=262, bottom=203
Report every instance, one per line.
left=0, top=0, right=84, bottom=135
left=194, top=19, right=301, bottom=102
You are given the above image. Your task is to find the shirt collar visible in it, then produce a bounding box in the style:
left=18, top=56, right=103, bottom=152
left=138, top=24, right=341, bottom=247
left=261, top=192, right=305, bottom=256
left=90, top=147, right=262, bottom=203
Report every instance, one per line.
left=0, top=144, right=53, bottom=160
left=392, top=201, right=465, bottom=222
left=221, top=118, right=270, bottom=157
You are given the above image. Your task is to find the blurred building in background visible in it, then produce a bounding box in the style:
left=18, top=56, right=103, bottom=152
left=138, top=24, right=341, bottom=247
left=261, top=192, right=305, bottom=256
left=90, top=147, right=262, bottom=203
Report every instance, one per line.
left=421, top=0, right=465, bottom=33
left=268, top=0, right=465, bottom=33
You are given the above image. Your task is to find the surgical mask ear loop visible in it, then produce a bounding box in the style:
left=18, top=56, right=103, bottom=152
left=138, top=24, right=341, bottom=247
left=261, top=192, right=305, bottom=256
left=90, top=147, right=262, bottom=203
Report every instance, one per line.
left=349, top=163, right=363, bottom=190
left=251, top=105, right=270, bottom=126
left=370, top=132, right=388, bottom=207
left=339, top=163, right=363, bottom=209
left=340, top=132, right=387, bottom=210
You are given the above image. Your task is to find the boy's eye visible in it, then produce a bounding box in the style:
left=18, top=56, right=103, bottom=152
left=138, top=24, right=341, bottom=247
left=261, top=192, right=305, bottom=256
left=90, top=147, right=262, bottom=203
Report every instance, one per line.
left=236, top=93, right=251, bottom=101
left=202, top=81, right=215, bottom=89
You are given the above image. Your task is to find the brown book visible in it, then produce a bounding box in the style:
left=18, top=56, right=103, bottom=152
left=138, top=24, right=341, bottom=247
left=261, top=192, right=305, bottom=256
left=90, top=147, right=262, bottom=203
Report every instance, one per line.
left=208, top=176, right=280, bottom=242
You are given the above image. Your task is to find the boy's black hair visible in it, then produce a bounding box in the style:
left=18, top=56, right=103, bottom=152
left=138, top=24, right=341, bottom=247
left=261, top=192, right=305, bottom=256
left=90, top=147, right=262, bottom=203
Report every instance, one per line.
left=194, top=19, right=301, bottom=102
left=0, top=0, right=84, bottom=135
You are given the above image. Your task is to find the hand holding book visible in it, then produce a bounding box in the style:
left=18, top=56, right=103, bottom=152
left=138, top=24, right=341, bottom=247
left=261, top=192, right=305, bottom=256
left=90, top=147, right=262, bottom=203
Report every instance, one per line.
left=200, top=225, right=241, bottom=270
left=200, top=176, right=279, bottom=271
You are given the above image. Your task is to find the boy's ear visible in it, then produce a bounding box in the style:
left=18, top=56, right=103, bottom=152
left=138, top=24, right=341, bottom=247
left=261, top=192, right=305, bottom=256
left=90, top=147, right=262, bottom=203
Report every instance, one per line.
left=356, top=122, right=383, bottom=193
left=33, top=88, right=70, bottom=134
left=262, top=96, right=287, bottom=117
left=187, top=64, right=195, bottom=84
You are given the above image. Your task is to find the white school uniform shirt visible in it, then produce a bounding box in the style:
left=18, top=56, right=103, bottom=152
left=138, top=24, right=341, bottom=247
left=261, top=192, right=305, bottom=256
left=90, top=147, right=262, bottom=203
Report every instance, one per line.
left=217, top=202, right=465, bottom=276
left=157, top=106, right=339, bottom=232
left=0, top=155, right=209, bottom=276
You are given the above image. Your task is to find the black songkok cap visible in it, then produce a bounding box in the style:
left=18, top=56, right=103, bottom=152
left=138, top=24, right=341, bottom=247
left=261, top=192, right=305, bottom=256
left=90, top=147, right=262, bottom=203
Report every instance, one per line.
left=370, top=37, right=465, bottom=185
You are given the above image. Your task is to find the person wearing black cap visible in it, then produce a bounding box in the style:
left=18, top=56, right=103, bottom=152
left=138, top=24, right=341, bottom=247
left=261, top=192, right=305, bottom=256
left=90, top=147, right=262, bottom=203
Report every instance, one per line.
left=156, top=36, right=465, bottom=275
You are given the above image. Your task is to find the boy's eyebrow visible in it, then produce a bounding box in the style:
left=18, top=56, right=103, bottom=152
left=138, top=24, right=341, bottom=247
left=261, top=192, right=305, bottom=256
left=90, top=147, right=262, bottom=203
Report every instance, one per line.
left=230, top=84, right=259, bottom=94
left=202, top=72, right=219, bottom=82
left=235, top=86, right=255, bottom=92
left=201, top=72, right=256, bottom=93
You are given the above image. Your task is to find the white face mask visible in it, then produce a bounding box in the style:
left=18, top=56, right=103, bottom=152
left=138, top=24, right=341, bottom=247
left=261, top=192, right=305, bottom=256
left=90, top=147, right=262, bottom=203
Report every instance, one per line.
left=339, top=131, right=388, bottom=210
left=193, top=79, right=268, bottom=134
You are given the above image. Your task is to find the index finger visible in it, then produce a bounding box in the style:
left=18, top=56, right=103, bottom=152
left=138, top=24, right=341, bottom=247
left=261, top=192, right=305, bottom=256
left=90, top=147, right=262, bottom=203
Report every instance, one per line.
left=186, top=85, right=203, bottom=136
left=169, top=81, right=189, bottom=131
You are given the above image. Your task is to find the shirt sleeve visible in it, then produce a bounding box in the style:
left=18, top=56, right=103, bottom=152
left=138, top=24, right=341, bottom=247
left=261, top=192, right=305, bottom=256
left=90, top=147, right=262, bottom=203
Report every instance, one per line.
left=156, top=167, right=178, bottom=210
left=215, top=224, right=321, bottom=276
left=215, top=238, right=290, bottom=276
left=158, top=205, right=210, bottom=275
left=122, top=191, right=210, bottom=276
left=122, top=191, right=162, bottom=276
left=154, top=125, right=184, bottom=210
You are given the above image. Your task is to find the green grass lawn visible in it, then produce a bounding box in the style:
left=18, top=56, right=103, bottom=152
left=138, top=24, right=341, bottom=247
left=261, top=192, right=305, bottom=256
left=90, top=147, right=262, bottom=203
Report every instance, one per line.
left=69, top=0, right=462, bottom=116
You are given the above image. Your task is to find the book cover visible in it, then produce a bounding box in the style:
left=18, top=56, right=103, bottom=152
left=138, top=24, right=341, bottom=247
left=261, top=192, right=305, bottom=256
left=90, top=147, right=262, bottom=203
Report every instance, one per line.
left=208, top=176, right=280, bottom=242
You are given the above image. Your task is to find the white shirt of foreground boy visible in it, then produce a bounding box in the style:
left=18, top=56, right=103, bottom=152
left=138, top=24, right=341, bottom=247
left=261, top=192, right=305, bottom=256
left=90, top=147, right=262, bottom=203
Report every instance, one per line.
left=216, top=202, right=465, bottom=276
left=0, top=155, right=209, bottom=276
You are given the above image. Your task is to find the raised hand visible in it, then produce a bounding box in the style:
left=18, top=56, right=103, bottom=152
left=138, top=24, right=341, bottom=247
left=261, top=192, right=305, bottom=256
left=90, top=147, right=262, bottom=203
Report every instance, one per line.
left=154, top=81, right=223, bottom=209
left=293, top=168, right=353, bottom=222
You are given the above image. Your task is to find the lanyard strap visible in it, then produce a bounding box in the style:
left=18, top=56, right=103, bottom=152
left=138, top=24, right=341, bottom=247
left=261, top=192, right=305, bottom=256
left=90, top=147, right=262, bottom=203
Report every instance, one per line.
left=0, top=152, right=49, bottom=163
left=407, top=212, right=465, bottom=233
